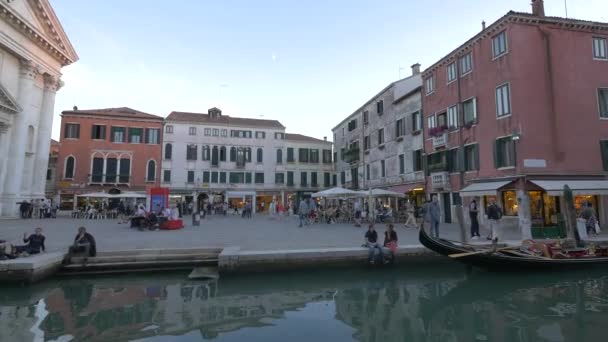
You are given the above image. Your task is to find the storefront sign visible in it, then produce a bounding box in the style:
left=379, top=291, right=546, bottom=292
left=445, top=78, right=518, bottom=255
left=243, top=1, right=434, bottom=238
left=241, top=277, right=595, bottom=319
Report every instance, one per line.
left=523, top=159, right=547, bottom=168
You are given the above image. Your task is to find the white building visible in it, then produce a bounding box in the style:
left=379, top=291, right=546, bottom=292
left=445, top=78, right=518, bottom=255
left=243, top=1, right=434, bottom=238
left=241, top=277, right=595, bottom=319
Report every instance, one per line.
left=0, top=0, right=78, bottom=217
left=162, top=107, right=333, bottom=212
left=332, top=64, right=425, bottom=206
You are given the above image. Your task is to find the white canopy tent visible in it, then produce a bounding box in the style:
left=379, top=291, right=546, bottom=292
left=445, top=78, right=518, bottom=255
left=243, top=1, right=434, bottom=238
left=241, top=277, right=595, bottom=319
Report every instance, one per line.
left=311, top=187, right=359, bottom=198
left=112, top=192, right=147, bottom=198
left=76, top=192, right=113, bottom=198
left=357, top=189, right=405, bottom=198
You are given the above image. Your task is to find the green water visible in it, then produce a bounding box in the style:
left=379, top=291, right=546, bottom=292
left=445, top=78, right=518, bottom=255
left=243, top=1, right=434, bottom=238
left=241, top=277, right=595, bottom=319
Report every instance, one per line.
left=2, top=261, right=608, bottom=342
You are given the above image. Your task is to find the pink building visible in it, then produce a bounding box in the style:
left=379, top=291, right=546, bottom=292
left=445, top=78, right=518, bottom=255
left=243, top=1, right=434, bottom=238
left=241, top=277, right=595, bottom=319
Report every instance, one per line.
left=422, top=0, right=608, bottom=237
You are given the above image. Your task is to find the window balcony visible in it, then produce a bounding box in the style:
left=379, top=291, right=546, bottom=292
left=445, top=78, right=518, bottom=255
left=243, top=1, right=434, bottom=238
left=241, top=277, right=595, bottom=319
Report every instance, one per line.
left=88, top=174, right=130, bottom=185
left=432, top=132, right=448, bottom=149
left=344, top=147, right=360, bottom=164
left=430, top=172, right=450, bottom=190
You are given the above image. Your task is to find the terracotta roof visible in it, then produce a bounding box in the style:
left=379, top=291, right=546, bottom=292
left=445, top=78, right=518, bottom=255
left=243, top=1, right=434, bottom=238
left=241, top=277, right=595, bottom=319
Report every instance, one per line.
left=167, top=111, right=285, bottom=129
left=61, top=107, right=163, bottom=120
left=285, top=133, right=331, bottom=144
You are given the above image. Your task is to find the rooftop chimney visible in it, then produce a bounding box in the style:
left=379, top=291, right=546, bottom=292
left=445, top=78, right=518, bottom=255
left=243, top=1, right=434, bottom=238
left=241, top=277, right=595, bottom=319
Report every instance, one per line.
left=73, top=106, right=78, bottom=111
left=411, top=63, right=421, bottom=75
left=531, top=0, right=545, bottom=17
left=482, top=20, right=486, bottom=30
left=324, top=136, right=327, bottom=141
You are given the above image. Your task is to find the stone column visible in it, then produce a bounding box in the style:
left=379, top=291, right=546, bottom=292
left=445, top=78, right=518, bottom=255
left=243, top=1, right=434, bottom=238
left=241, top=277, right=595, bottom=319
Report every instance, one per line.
left=31, top=74, right=61, bottom=198
left=0, top=122, right=11, bottom=214
left=1, top=60, right=39, bottom=216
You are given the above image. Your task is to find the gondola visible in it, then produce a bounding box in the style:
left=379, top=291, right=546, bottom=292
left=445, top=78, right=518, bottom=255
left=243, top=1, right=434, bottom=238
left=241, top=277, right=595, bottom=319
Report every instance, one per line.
left=418, top=226, right=608, bottom=270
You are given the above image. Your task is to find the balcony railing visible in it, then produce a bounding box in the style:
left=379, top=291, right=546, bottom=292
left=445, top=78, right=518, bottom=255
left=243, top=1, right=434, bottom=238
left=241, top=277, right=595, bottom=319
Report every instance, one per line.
left=344, top=147, right=360, bottom=164
left=431, top=172, right=450, bottom=189
left=88, top=174, right=130, bottom=185
left=432, top=132, right=448, bottom=149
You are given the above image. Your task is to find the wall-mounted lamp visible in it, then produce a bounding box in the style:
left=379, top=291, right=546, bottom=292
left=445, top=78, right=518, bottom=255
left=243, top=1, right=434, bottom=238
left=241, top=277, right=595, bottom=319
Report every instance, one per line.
left=512, top=132, right=521, bottom=141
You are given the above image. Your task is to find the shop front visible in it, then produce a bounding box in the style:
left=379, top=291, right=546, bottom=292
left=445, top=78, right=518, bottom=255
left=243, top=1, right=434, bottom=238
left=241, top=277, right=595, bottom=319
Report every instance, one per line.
left=225, top=191, right=255, bottom=213
left=255, top=191, right=281, bottom=213
left=386, top=183, right=426, bottom=211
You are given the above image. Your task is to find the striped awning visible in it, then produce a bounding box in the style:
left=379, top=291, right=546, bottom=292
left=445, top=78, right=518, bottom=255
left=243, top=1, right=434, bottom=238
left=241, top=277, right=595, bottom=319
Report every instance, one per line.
left=529, top=180, right=608, bottom=196
left=459, top=181, right=512, bottom=197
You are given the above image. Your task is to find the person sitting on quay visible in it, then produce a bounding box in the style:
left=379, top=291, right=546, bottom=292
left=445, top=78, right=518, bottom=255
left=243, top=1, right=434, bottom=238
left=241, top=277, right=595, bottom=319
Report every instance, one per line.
left=364, top=224, right=384, bottom=264
left=14, top=227, right=46, bottom=256
left=130, top=205, right=147, bottom=229
left=65, top=226, right=97, bottom=264
left=383, top=223, right=398, bottom=263
left=0, top=239, right=16, bottom=260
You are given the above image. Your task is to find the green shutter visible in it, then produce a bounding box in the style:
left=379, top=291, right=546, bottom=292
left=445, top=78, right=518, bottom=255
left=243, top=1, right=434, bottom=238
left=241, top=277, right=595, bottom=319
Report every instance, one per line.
left=458, top=147, right=465, bottom=172
left=511, top=138, right=517, bottom=167
left=474, top=145, right=480, bottom=170
left=601, top=141, right=608, bottom=171
left=493, top=140, right=499, bottom=168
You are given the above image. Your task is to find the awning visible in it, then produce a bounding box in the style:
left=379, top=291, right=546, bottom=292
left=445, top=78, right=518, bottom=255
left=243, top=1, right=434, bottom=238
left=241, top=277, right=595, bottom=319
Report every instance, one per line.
left=529, top=180, right=608, bottom=196
left=460, top=181, right=512, bottom=197
left=387, top=183, right=424, bottom=194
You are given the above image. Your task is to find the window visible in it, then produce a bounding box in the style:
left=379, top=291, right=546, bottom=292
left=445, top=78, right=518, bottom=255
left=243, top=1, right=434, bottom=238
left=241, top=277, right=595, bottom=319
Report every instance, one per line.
left=593, top=37, right=607, bottom=60
left=437, top=112, right=447, bottom=127
left=299, top=148, right=309, bottom=163
left=202, top=145, right=210, bottom=161
left=274, top=132, right=285, bottom=140
left=396, top=118, right=405, bottom=137
left=230, top=172, right=245, bottom=184
left=363, top=111, right=369, bottom=125
left=340, top=147, right=345, bottom=161
left=211, top=146, right=219, bottom=166
left=110, top=127, right=125, bottom=143
left=189, top=127, right=197, bottom=135
left=64, top=156, right=75, bottom=179
left=333, top=152, right=337, bottom=164
left=376, top=100, right=384, bottom=115
left=598, top=88, right=608, bottom=118
left=492, top=31, right=508, bottom=58
left=257, top=148, right=263, bottom=163
left=256, top=131, right=266, bottom=139
left=348, top=119, right=357, bottom=131
left=463, top=98, right=477, bottom=124
left=464, top=144, right=480, bottom=171
left=187, top=170, right=194, bottom=183
left=147, top=160, right=156, bottom=181
left=276, top=149, right=283, bottom=164
left=425, top=76, right=435, bottom=95
left=119, top=158, right=130, bottom=183
left=230, top=147, right=236, bottom=162
left=310, top=149, right=319, bottom=163
left=255, top=172, right=264, bottom=184
left=495, top=136, right=516, bottom=168
left=366, top=164, right=370, bottom=180
left=332, top=174, right=337, bottom=186
left=324, top=172, right=331, bottom=187
left=448, top=148, right=459, bottom=172
left=46, top=169, right=52, bottom=180
left=213, top=128, right=219, bottom=136
left=211, top=172, right=218, bottom=183
left=236, top=148, right=246, bottom=167
left=275, top=172, right=284, bottom=184
left=399, top=154, right=405, bottom=174
left=64, top=123, right=80, bottom=139
left=165, top=125, right=173, bottom=134
left=106, top=158, right=117, bottom=182
left=364, top=136, right=370, bottom=150
left=186, top=144, right=198, bottom=161
left=447, top=62, right=457, bottom=83
left=128, top=128, right=143, bottom=143
left=220, top=172, right=226, bottom=183
left=322, top=149, right=332, bottom=163
left=145, top=128, right=160, bottom=144
left=340, top=171, right=345, bottom=185
left=287, top=171, right=294, bottom=186
left=311, top=172, right=318, bottom=187
left=413, top=150, right=423, bottom=172
left=342, top=128, right=345, bottom=137
left=91, top=125, right=106, bottom=140
left=381, top=160, right=386, bottom=177
left=601, top=140, right=608, bottom=171
left=427, top=115, right=437, bottom=129
left=163, top=170, right=171, bottom=183
left=203, top=171, right=210, bottom=183
left=287, top=148, right=295, bottom=162
left=496, top=83, right=511, bottom=117
left=300, top=172, right=307, bottom=186
left=460, top=53, right=472, bottom=75
left=204, top=128, right=211, bottom=136
left=245, top=172, right=252, bottom=184
left=221, top=129, right=227, bottom=137
left=447, top=105, right=458, bottom=129
left=377, top=129, right=384, bottom=146
left=220, top=146, right=226, bottom=162
left=412, top=111, right=422, bottom=132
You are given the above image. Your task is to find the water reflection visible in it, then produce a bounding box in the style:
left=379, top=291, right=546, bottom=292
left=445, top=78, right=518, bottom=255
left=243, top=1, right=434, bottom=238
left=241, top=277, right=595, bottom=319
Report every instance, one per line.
left=3, top=265, right=608, bottom=341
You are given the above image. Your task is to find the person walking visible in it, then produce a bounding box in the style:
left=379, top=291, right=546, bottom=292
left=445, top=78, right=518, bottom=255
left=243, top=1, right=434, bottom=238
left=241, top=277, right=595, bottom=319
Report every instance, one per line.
left=298, top=199, right=309, bottom=227
left=404, top=200, right=416, bottom=228
left=427, top=196, right=441, bottom=238
left=469, top=199, right=481, bottom=240
left=354, top=199, right=362, bottom=227
left=486, top=199, right=503, bottom=241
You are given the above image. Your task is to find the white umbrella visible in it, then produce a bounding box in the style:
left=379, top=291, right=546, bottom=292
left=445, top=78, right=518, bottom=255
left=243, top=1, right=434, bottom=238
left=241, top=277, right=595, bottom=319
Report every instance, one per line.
left=358, top=188, right=405, bottom=198
left=311, top=187, right=359, bottom=198
left=113, top=192, right=146, bottom=198
left=77, top=192, right=113, bottom=198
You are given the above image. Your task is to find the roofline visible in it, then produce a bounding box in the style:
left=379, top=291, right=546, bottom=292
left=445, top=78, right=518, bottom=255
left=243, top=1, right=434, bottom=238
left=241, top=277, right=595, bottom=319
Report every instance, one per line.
left=166, top=111, right=286, bottom=129
left=422, top=11, right=608, bottom=76
left=60, top=112, right=164, bottom=122
left=331, top=73, right=421, bottom=131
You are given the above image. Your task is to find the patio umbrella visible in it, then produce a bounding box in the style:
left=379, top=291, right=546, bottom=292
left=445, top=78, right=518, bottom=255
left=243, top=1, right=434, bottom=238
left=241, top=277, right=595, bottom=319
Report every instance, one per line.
left=112, top=192, right=146, bottom=198
left=357, top=188, right=405, bottom=198
left=76, top=192, right=113, bottom=198
left=311, top=187, right=359, bottom=198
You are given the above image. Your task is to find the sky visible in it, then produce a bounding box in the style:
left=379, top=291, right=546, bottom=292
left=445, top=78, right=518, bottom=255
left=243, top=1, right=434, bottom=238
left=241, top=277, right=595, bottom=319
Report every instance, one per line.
left=49, top=0, right=608, bottom=141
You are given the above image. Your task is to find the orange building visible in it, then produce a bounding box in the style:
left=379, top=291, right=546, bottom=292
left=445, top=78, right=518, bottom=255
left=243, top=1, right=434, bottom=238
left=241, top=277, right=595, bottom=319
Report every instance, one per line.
left=56, top=107, right=163, bottom=210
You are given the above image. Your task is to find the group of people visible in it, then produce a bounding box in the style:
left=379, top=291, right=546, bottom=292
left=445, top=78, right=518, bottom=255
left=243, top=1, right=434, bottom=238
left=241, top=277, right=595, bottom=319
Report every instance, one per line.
left=19, top=199, right=58, bottom=219
left=130, top=204, right=181, bottom=230
left=364, top=223, right=398, bottom=265
left=0, top=226, right=96, bottom=263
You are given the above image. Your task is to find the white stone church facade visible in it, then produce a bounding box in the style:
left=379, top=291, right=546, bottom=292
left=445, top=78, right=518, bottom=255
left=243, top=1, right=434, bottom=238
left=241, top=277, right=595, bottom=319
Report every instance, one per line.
left=0, top=0, right=78, bottom=217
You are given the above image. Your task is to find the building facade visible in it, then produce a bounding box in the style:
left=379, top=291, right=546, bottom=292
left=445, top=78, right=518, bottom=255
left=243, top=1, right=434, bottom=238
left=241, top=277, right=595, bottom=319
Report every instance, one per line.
left=162, top=107, right=333, bottom=212
left=0, top=0, right=78, bottom=217
left=45, top=139, right=60, bottom=201
left=332, top=65, right=425, bottom=205
left=421, top=0, right=608, bottom=235
left=55, top=107, right=163, bottom=210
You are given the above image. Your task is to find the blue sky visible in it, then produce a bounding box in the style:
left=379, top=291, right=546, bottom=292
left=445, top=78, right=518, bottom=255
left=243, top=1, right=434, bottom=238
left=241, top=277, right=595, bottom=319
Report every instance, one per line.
left=49, top=0, right=607, bottom=141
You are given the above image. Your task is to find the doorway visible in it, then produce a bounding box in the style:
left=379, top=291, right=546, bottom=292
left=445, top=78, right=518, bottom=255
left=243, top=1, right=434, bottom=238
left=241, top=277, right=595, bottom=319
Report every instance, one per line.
left=442, top=193, right=452, bottom=223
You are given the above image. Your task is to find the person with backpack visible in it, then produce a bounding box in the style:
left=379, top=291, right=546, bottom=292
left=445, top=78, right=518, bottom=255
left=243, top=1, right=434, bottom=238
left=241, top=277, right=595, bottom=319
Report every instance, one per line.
left=486, top=199, right=503, bottom=241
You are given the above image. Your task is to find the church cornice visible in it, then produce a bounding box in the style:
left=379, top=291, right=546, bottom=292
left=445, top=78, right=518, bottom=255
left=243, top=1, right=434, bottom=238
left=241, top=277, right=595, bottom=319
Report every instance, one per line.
left=0, top=0, right=78, bottom=66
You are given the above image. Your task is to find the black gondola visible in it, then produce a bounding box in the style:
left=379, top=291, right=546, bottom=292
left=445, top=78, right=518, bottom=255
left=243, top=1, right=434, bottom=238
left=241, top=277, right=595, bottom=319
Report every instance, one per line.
left=418, top=226, right=608, bottom=270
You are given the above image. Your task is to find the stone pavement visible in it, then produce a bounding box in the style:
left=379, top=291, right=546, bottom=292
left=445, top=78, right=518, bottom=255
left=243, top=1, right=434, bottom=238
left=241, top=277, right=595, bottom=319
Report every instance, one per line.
left=0, top=212, right=525, bottom=253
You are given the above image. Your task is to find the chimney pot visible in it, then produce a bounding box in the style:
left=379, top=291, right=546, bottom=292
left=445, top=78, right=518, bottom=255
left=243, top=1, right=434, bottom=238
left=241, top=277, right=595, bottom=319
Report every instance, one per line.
left=324, top=136, right=327, bottom=141
left=73, top=106, right=78, bottom=111
left=531, top=0, right=545, bottom=17
left=482, top=20, right=486, bottom=30
left=411, top=63, right=421, bottom=75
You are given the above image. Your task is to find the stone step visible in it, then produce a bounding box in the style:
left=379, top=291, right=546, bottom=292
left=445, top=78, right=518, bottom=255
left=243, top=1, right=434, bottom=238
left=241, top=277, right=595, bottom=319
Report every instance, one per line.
left=70, top=253, right=218, bottom=264
left=95, top=247, right=223, bottom=257
left=62, top=258, right=218, bottom=272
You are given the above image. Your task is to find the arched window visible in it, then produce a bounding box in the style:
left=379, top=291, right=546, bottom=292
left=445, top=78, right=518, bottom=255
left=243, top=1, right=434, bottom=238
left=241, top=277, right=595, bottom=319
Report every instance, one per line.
left=220, top=146, right=226, bottom=162
left=202, top=146, right=210, bottom=161
left=64, top=156, right=75, bottom=179
left=230, top=147, right=236, bottom=162
left=257, top=148, right=263, bottom=163
left=245, top=148, right=252, bottom=162
left=276, top=149, right=283, bottom=164
left=211, top=146, right=219, bottom=166
left=164, top=143, right=172, bottom=160
left=147, top=160, right=156, bottom=181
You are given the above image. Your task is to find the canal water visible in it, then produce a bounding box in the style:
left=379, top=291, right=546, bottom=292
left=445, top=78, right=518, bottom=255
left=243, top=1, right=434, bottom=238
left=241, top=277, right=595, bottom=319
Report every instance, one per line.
left=2, top=261, right=608, bottom=342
